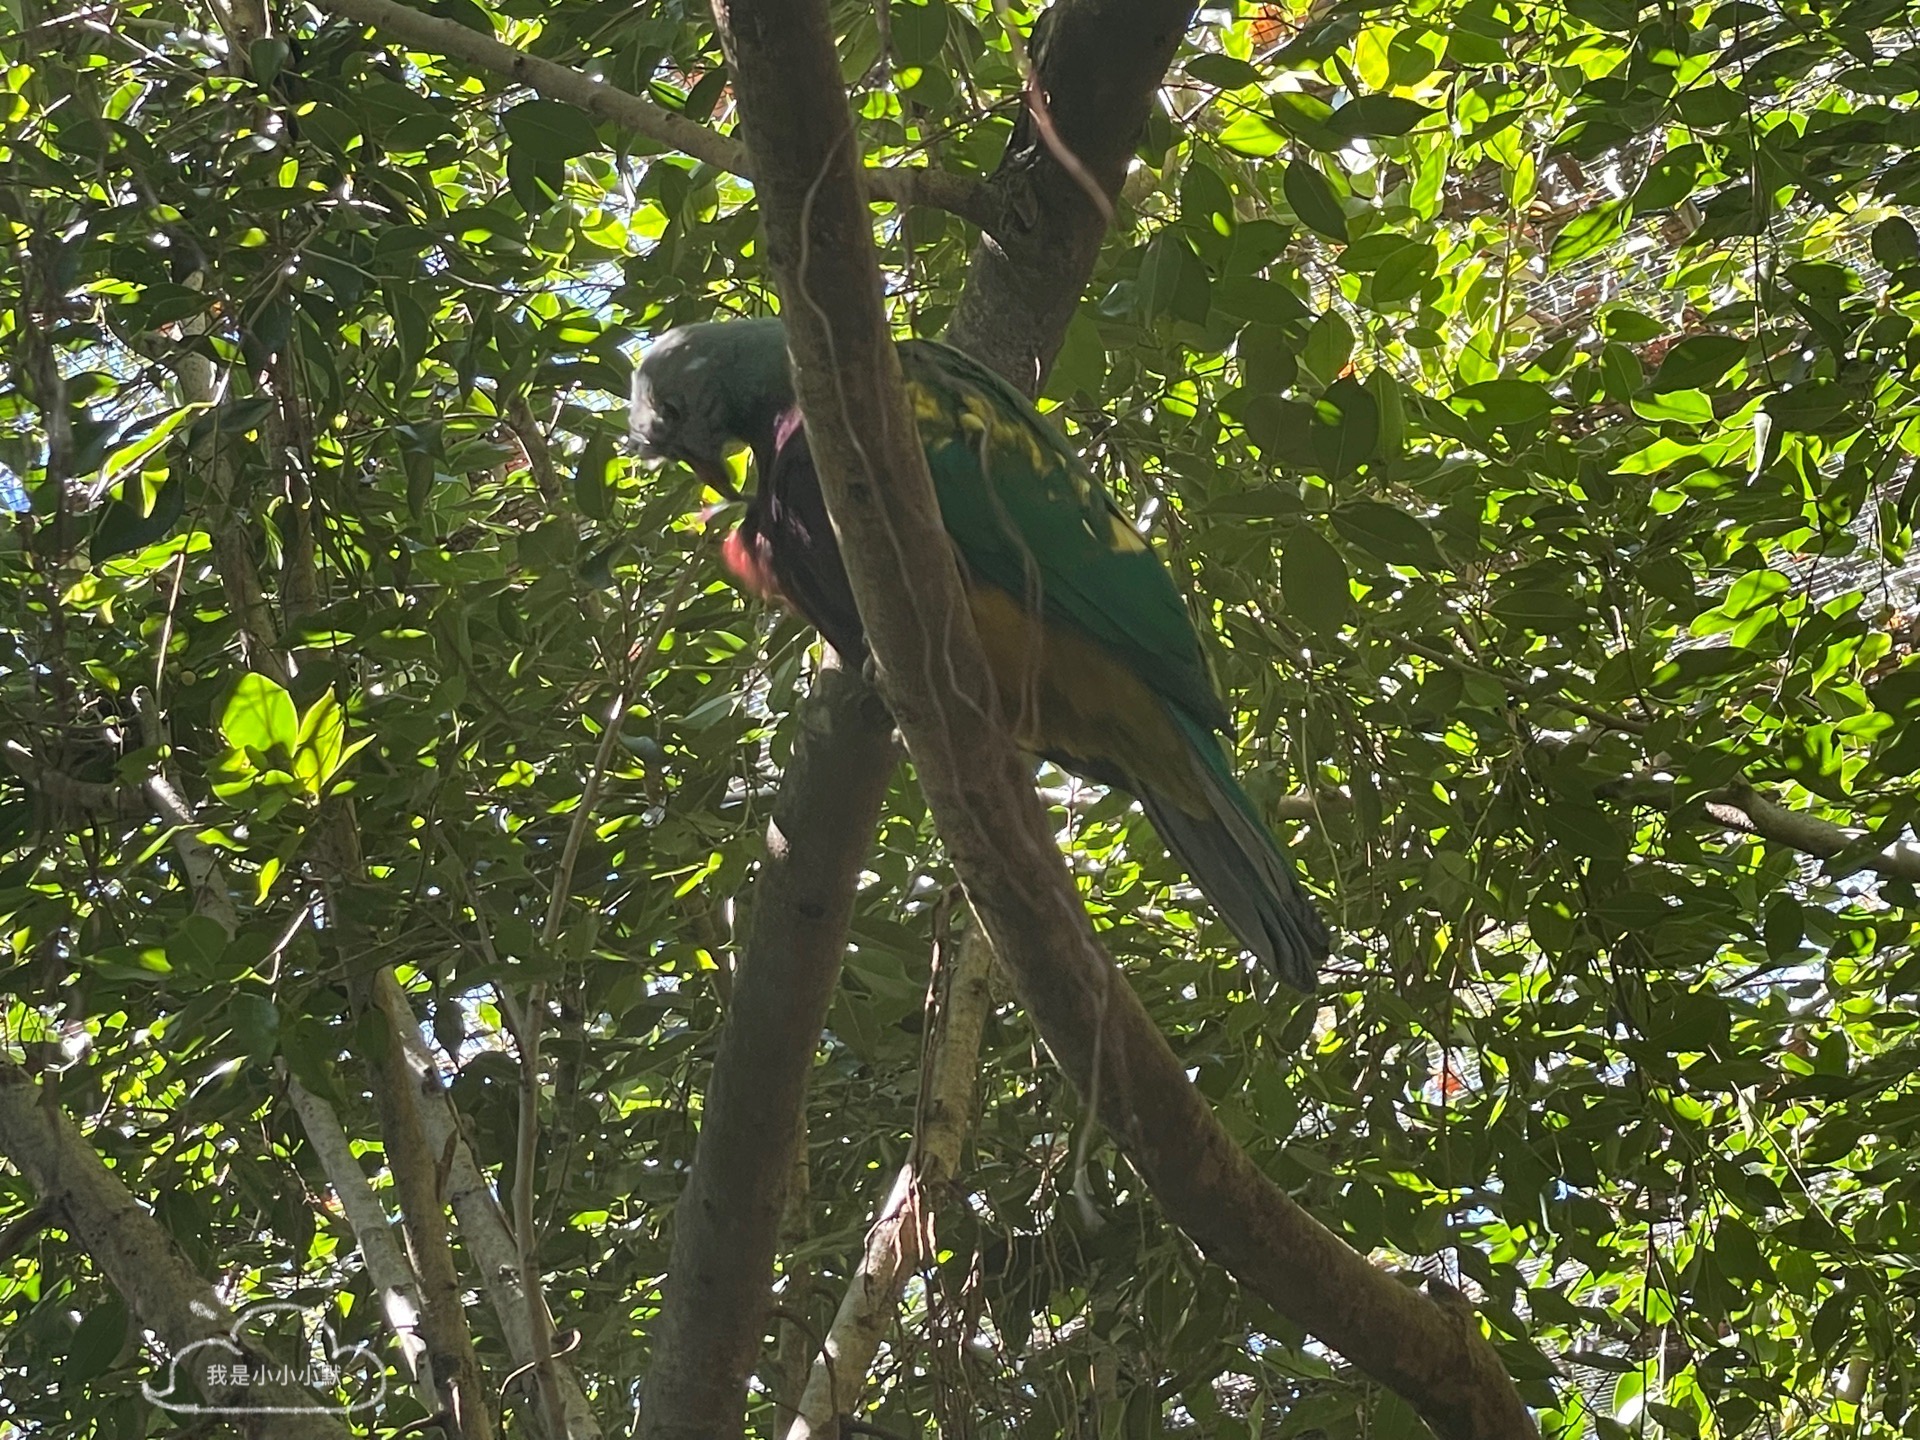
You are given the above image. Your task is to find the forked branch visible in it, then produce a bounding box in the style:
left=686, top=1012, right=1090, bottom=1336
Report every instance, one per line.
left=708, top=1, right=1539, bottom=1437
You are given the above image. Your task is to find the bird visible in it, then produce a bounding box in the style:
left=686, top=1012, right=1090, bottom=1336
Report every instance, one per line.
left=630, top=317, right=1330, bottom=991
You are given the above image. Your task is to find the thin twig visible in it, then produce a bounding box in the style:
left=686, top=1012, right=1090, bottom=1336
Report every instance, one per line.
left=316, top=0, right=1005, bottom=235
left=515, top=566, right=696, bottom=1438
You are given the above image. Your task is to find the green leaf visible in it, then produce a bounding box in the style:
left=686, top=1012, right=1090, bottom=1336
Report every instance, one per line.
left=1283, top=158, right=1349, bottom=242
left=1180, top=161, right=1236, bottom=246
left=1282, top=526, right=1351, bottom=633
left=1186, top=53, right=1264, bottom=89
left=1493, top=581, right=1587, bottom=632
left=221, top=673, right=299, bottom=757
left=1713, top=1217, right=1774, bottom=1286
left=165, top=914, right=230, bottom=974
left=1327, top=94, right=1434, bottom=138
left=503, top=98, right=600, bottom=162
left=1336, top=232, right=1421, bottom=273
left=1548, top=202, right=1628, bottom=269
left=92, top=475, right=184, bottom=564
left=1269, top=91, right=1340, bottom=150
left=249, top=36, right=290, bottom=86
left=1311, top=376, right=1379, bottom=477
left=1332, top=500, right=1443, bottom=569
left=294, top=689, right=349, bottom=792
left=65, top=1298, right=127, bottom=1386
left=572, top=432, right=614, bottom=519
left=1366, top=368, right=1406, bottom=456
left=1649, top=335, right=1745, bottom=393
left=229, top=991, right=280, bottom=1060
left=1872, top=215, right=1920, bottom=269
left=1218, top=112, right=1287, bottom=157
left=1042, top=308, right=1106, bottom=401
left=1632, top=388, right=1714, bottom=424
left=1600, top=342, right=1644, bottom=401
left=1538, top=797, right=1627, bottom=862
left=1387, top=30, right=1439, bottom=84
left=1765, top=379, right=1856, bottom=435
left=1631, top=144, right=1704, bottom=211
left=1230, top=394, right=1321, bottom=466
left=1214, top=275, right=1310, bottom=324
left=1674, top=83, right=1746, bottom=128
left=1369, top=241, right=1437, bottom=304
left=1236, top=322, right=1298, bottom=394
left=1451, top=379, right=1556, bottom=424
left=1601, top=306, right=1665, bottom=342
left=1138, top=232, right=1212, bottom=324
left=1299, top=311, right=1354, bottom=386
left=890, top=0, right=949, bottom=65
left=1784, top=262, right=1859, bottom=299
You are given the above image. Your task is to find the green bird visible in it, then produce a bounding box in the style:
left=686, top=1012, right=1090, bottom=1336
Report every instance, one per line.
left=631, top=318, right=1330, bottom=990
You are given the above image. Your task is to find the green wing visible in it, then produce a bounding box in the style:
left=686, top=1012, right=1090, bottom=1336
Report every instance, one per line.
left=898, top=339, right=1231, bottom=738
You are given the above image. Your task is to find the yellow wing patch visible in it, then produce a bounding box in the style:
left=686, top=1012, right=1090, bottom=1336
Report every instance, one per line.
left=1107, top=513, right=1148, bottom=553
left=908, top=380, right=947, bottom=425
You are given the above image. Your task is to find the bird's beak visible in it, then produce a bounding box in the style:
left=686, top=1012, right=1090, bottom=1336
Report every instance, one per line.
left=628, top=420, right=742, bottom=501
left=687, top=454, right=738, bottom=498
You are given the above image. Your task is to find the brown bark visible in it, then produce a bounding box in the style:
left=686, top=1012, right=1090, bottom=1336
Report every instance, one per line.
left=702, top=3, right=1540, bottom=1439
left=943, top=0, right=1197, bottom=389
left=366, top=971, right=499, bottom=1440
left=637, top=2, right=1210, bottom=1435
left=784, top=924, right=995, bottom=1437
left=317, top=0, right=1002, bottom=233
left=637, top=656, right=897, bottom=1439
left=0, top=1065, right=354, bottom=1440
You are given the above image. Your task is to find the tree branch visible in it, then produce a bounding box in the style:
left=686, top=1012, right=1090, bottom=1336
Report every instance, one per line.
left=385, top=989, right=602, bottom=1439
left=709, top=5, right=1537, bottom=1440
left=365, top=973, right=499, bottom=1440
left=316, top=0, right=1004, bottom=235
left=1718, top=779, right=1920, bottom=880
left=1597, top=772, right=1920, bottom=885
left=0, top=1064, right=355, bottom=1440
left=784, top=922, right=995, bottom=1438
left=282, top=1068, right=439, bottom=1408
left=637, top=654, right=898, bottom=1440
left=0, top=739, right=145, bottom=817
left=944, top=0, right=1197, bottom=389
left=638, top=1, right=1206, bottom=1433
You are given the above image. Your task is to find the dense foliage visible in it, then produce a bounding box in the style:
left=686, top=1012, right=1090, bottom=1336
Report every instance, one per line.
left=4, top=0, right=1920, bottom=1434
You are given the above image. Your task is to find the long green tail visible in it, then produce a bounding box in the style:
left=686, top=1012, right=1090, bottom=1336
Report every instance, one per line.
left=1135, top=714, right=1329, bottom=992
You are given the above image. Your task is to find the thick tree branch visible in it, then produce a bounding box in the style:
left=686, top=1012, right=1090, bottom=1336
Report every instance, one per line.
left=1598, top=772, right=1920, bottom=884
left=637, top=655, right=898, bottom=1440
left=1717, top=780, right=1920, bottom=880
left=784, top=923, right=995, bottom=1439
left=385, top=989, right=602, bottom=1440
left=0, top=739, right=144, bottom=817
left=0, top=1065, right=354, bottom=1440
left=316, top=0, right=1003, bottom=235
left=282, top=1068, right=439, bottom=1407
left=709, top=5, right=1537, bottom=1440
left=365, top=973, right=499, bottom=1440
left=944, top=0, right=1197, bottom=388
left=639, top=2, right=1203, bottom=1434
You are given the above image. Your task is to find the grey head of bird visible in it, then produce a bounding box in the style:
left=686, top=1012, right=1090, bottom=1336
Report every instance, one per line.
left=629, top=317, right=795, bottom=493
